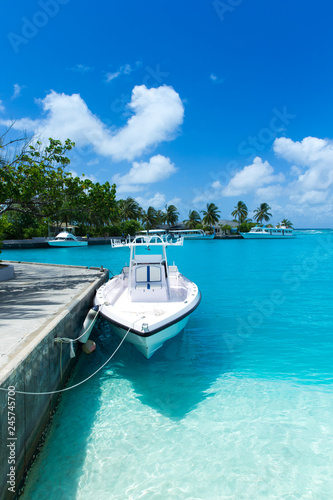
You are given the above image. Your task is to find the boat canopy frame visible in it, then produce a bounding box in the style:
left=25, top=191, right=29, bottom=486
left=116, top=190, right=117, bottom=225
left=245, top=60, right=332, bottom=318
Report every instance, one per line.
left=111, top=234, right=183, bottom=297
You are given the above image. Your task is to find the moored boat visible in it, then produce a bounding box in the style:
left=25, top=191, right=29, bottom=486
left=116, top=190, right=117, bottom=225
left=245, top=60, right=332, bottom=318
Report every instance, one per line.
left=94, top=234, right=201, bottom=358
left=48, top=231, right=88, bottom=247
left=168, top=228, right=215, bottom=240
left=240, top=225, right=295, bottom=239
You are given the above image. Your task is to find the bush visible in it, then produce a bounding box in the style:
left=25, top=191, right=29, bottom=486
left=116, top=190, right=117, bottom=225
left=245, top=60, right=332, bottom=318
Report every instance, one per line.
left=0, top=215, right=15, bottom=240
left=238, top=222, right=256, bottom=233
left=219, top=224, right=232, bottom=234
left=122, top=220, right=142, bottom=236
left=0, top=213, right=49, bottom=239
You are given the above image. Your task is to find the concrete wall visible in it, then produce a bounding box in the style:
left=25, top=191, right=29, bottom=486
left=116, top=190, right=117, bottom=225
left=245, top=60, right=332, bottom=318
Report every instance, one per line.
left=2, top=239, right=49, bottom=249
left=2, top=237, right=119, bottom=249
left=0, top=270, right=108, bottom=499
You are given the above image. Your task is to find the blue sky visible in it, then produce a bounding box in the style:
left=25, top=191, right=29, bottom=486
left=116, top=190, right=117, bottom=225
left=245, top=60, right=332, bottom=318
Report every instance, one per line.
left=1, top=0, right=333, bottom=227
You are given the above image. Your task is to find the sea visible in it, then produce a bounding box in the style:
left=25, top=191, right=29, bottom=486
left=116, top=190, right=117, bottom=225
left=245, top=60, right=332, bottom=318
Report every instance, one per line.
left=2, top=230, right=333, bottom=499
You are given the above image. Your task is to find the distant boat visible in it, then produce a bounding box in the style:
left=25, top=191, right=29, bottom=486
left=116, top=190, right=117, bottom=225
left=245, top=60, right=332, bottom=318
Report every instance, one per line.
left=136, top=229, right=169, bottom=241
left=240, top=225, right=295, bottom=239
left=48, top=231, right=88, bottom=247
left=94, top=234, right=201, bottom=358
left=168, top=229, right=215, bottom=240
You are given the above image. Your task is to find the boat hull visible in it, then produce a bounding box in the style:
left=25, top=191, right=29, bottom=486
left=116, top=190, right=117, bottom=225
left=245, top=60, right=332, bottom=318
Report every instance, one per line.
left=240, top=233, right=295, bottom=239
left=48, top=241, right=88, bottom=247
left=183, top=234, right=215, bottom=240
left=95, top=284, right=201, bottom=359
left=105, top=315, right=190, bottom=359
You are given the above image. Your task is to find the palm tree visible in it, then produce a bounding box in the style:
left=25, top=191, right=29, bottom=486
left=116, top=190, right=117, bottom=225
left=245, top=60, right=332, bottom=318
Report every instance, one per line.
left=156, top=209, right=166, bottom=225
left=231, top=201, right=248, bottom=223
left=183, top=210, right=201, bottom=229
left=164, top=204, right=179, bottom=228
left=280, top=218, right=293, bottom=228
left=141, top=206, right=158, bottom=232
left=118, top=197, right=141, bottom=221
left=201, top=203, right=221, bottom=227
left=253, top=203, right=272, bottom=224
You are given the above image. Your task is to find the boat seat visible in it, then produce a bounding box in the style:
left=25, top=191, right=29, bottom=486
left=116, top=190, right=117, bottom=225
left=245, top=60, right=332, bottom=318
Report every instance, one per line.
left=135, top=265, right=162, bottom=289
left=132, top=264, right=167, bottom=301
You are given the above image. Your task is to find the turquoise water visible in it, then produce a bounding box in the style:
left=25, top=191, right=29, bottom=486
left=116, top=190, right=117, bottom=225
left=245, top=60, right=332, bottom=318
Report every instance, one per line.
left=3, top=231, right=333, bottom=499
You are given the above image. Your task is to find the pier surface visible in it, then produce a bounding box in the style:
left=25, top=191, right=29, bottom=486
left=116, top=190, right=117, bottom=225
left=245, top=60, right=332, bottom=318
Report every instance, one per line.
left=0, top=261, right=109, bottom=498
left=0, top=261, right=106, bottom=372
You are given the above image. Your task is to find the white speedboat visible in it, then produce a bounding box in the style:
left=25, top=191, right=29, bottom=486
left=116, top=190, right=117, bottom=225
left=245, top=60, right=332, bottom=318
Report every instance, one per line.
left=169, top=229, right=215, bottom=240
left=240, top=225, right=295, bottom=239
left=94, top=234, right=201, bottom=359
left=48, top=231, right=88, bottom=247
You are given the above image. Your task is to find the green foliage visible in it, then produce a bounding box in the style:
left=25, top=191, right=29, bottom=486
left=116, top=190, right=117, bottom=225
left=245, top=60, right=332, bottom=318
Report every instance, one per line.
left=219, top=224, right=232, bottom=234
left=201, top=203, right=221, bottom=227
left=117, top=197, right=141, bottom=221
left=238, top=221, right=256, bottom=233
left=1, top=135, right=76, bottom=218
left=0, top=215, right=14, bottom=240
left=231, top=201, right=248, bottom=223
left=81, top=180, right=117, bottom=227
left=0, top=213, right=49, bottom=239
left=22, top=223, right=49, bottom=239
left=0, top=131, right=119, bottom=241
left=253, top=203, right=272, bottom=224
left=141, top=206, right=159, bottom=231
left=280, top=218, right=293, bottom=228
left=184, top=210, right=201, bottom=229
left=122, top=220, right=142, bottom=236
left=164, top=204, right=179, bottom=227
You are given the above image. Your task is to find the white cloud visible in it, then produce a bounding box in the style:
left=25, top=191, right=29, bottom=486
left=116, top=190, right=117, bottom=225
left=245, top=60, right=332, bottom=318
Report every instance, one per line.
left=0, top=100, right=4, bottom=113
left=212, top=180, right=222, bottom=189
left=87, top=158, right=99, bottom=166
left=113, top=155, right=176, bottom=187
left=273, top=136, right=330, bottom=167
left=136, top=192, right=166, bottom=210
left=106, top=71, right=121, bottom=82
left=108, top=85, right=184, bottom=161
left=255, top=185, right=284, bottom=200
left=116, top=184, right=145, bottom=194
left=192, top=193, right=207, bottom=205
left=0, top=85, right=184, bottom=162
left=105, top=62, right=141, bottom=83
left=291, top=190, right=328, bottom=205
left=168, top=196, right=181, bottom=206
left=210, top=73, right=224, bottom=84
left=274, top=136, right=333, bottom=205
left=71, top=64, right=93, bottom=73
left=222, top=157, right=284, bottom=196
left=290, top=165, right=303, bottom=177
left=12, top=83, right=25, bottom=100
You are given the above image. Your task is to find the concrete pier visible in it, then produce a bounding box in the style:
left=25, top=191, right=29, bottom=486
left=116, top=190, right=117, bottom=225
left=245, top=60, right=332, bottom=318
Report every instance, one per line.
left=2, top=236, right=119, bottom=249
left=0, top=261, right=109, bottom=498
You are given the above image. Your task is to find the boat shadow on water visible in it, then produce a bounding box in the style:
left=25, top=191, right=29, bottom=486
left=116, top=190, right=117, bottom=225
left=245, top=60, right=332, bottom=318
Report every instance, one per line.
left=21, top=299, right=234, bottom=498
left=91, top=315, right=233, bottom=421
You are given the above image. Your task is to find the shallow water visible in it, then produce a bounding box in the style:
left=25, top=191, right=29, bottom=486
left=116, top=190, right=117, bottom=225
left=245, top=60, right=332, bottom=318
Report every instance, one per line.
left=3, top=231, right=333, bottom=499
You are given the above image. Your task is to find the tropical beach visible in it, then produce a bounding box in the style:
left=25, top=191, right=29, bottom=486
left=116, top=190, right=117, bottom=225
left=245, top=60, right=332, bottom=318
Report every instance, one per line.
left=1, top=1, right=333, bottom=499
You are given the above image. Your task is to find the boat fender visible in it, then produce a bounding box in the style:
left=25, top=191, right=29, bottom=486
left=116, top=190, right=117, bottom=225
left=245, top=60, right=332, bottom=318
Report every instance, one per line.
left=78, top=305, right=100, bottom=344
left=82, top=339, right=96, bottom=354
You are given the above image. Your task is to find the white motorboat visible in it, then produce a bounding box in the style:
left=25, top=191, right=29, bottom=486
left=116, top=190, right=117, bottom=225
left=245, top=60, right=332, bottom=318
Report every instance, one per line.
left=240, top=225, right=295, bottom=239
left=48, top=231, right=88, bottom=247
left=168, top=228, right=215, bottom=240
left=94, top=234, right=201, bottom=359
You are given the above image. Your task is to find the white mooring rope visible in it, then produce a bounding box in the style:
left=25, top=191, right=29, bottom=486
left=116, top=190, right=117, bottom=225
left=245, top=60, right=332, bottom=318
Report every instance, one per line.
left=54, top=305, right=101, bottom=348
left=0, top=327, right=132, bottom=396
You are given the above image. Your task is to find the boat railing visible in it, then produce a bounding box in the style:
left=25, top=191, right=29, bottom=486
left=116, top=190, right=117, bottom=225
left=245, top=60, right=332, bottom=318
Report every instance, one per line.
left=112, top=234, right=183, bottom=248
